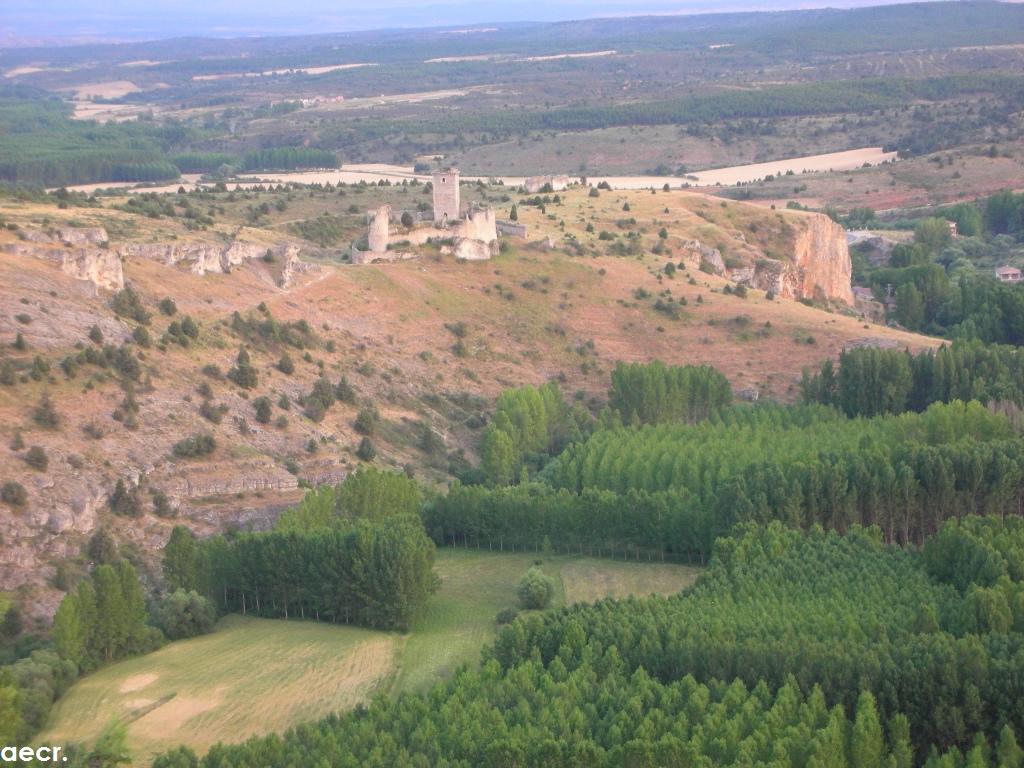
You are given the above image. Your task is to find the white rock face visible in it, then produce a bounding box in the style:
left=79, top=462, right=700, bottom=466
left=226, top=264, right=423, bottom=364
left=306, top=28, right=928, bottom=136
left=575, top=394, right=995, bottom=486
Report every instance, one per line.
left=454, top=237, right=497, bottom=261
left=118, top=239, right=307, bottom=283
left=2, top=238, right=125, bottom=291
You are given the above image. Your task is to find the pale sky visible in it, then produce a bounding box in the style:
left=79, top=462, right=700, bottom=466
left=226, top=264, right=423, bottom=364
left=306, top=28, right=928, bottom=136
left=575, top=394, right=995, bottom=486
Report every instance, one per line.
left=0, top=0, right=925, bottom=44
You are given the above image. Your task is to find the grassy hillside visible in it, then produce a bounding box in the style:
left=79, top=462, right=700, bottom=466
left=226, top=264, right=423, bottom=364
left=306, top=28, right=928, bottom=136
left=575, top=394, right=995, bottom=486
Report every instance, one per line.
left=41, top=549, right=699, bottom=763
left=0, top=182, right=939, bottom=612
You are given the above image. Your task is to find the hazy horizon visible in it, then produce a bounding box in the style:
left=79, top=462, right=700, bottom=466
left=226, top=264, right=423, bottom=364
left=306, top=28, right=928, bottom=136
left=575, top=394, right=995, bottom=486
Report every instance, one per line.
left=0, top=0, right=949, bottom=47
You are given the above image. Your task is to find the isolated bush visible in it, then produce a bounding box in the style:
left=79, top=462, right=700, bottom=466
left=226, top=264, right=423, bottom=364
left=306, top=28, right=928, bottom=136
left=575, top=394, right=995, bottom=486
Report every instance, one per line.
left=158, top=297, right=177, bottom=316
left=227, top=347, right=258, bottom=389
left=155, top=589, right=217, bottom=640
left=109, top=478, right=144, bottom=517
left=356, top=437, right=376, bottom=461
left=253, top=396, right=272, bottom=424
left=335, top=376, right=356, bottom=404
left=33, top=392, right=60, bottom=429
left=354, top=405, right=380, bottom=436
left=25, top=446, right=48, bottom=471
left=111, top=285, right=151, bottom=325
left=152, top=490, right=175, bottom=518
left=517, top=566, right=555, bottom=610
left=1, top=481, right=28, bottom=508
left=88, top=528, right=119, bottom=565
left=277, top=353, right=295, bottom=375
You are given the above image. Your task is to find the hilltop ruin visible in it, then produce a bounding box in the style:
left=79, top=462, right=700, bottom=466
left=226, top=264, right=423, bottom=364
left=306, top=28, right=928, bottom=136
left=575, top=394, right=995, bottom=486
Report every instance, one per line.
left=352, top=168, right=500, bottom=264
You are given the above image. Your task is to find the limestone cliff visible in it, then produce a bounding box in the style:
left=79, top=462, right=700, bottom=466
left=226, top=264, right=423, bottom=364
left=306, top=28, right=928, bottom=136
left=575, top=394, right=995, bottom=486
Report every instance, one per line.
left=784, top=213, right=853, bottom=304
left=729, top=213, right=852, bottom=304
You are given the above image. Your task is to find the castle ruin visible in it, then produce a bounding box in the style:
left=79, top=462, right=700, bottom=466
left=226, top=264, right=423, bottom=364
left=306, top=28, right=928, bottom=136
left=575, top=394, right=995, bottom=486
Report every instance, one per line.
left=352, top=168, right=498, bottom=264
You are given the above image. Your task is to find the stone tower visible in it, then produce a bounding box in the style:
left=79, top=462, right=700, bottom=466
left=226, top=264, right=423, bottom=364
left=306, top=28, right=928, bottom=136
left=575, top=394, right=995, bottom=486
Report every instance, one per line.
left=432, top=168, right=460, bottom=225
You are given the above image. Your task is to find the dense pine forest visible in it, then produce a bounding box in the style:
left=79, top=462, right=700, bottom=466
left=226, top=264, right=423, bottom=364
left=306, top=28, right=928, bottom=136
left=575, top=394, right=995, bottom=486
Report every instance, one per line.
left=126, top=359, right=1024, bottom=767
left=148, top=520, right=1024, bottom=768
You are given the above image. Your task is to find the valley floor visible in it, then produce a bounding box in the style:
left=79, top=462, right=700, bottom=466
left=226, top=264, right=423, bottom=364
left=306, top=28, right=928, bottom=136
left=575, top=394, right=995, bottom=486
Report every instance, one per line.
left=40, top=549, right=699, bottom=764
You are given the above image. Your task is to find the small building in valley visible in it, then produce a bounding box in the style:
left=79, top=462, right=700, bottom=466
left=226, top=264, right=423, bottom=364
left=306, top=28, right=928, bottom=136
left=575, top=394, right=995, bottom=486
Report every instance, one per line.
left=996, top=266, right=1022, bottom=283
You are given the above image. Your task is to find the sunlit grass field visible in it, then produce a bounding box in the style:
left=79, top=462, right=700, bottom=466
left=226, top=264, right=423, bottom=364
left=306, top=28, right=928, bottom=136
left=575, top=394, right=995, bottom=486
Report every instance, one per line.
left=42, top=549, right=700, bottom=763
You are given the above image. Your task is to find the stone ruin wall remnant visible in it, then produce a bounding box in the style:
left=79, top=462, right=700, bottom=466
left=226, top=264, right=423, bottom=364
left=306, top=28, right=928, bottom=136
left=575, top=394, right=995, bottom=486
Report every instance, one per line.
left=368, top=205, right=391, bottom=253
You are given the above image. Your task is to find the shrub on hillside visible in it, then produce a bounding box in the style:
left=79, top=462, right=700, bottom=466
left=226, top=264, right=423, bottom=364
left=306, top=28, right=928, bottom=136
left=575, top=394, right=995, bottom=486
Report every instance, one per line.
left=32, top=392, right=60, bottom=429
left=356, top=437, right=376, bottom=461
left=25, top=446, right=48, bottom=471
left=172, top=433, right=216, bottom=458
left=111, top=285, right=151, bottom=325
left=1, top=481, right=27, bottom=508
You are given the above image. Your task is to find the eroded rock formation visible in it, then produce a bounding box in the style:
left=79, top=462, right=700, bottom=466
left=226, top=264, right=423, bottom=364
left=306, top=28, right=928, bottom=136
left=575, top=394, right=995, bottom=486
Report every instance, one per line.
left=688, top=212, right=852, bottom=304
left=2, top=226, right=124, bottom=291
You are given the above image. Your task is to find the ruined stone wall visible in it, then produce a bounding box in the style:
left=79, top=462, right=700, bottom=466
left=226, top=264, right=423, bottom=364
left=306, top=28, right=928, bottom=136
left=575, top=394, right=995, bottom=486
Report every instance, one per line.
left=432, top=169, right=461, bottom=224
left=368, top=205, right=391, bottom=253
left=524, top=175, right=570, bottom=194
left=497, top=220, right=527, bottom=238
left=457, top=206, right=497, bottom=243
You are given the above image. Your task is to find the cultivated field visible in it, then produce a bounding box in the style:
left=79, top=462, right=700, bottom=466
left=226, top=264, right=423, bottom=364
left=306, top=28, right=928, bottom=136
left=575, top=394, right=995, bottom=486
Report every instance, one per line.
left=40, top=616, right=398, bottom=763
left=41, top=550, right=700, bottom=763
left=63, top=147, right=896, bottom=195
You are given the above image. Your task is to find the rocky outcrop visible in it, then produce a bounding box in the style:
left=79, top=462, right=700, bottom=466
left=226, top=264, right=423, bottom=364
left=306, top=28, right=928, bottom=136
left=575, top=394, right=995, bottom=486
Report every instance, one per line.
left=723, top=214, right=852, bottom=304
left=453, top=237, right=498, bottom=261
left=60, top=247, right=125, bottom=291
left=680, top=239, right=725, bottom=275
left=119, top=238, right=307, bottom=285
left=56, top=227, right=109, bottom=248
left=279, top=246, right=316, bottom=288
left=2, top=238, right=124, bottom=291
left=782, top=214, right=853, bottom=304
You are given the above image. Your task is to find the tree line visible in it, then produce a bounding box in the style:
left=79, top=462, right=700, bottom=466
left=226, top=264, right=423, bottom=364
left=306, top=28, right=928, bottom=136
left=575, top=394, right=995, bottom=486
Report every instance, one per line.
left=426, top=401, right=1023, bottom=559
left=608, top=360, right=732, bottom=425
left=189, top=516, right=436, bottom=631
left=479, top=382, right=590, bottom=486
left=319, top=73, right=1024, bottom=152
left=801, top=341, right=1024, bottom=417
left=479, top=363, right=729, bottom=486
left=275, top=467, right=421, bottom=531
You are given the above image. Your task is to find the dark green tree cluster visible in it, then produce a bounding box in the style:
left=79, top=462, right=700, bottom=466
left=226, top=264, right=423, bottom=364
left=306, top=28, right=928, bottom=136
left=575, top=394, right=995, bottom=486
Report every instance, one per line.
left=275, top=467, right=421, bottom=532
left=984, top=190, right=1024, bottom=239
left=0, top=650, right=77, bottom=743
left=230, top=310, right=317, bottom=350
left=51, top=561, right=158, bottom=668
left=802, top=341, right=1024, bottom=416
left=226, top=347, right=258, bottom=389
left=428, top=401, right=1021, bottom=558
left=194, top=516, right=436, bottom=630
left=608, top=360, right=732, bottom=425
left=241, top=147, right=338, bottom=172
left=492, top=521, right=1024, bottom=758
left=480, top=383, right=588, bottom=485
